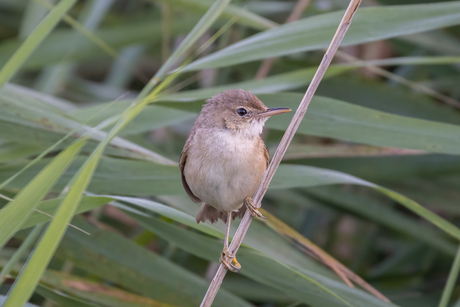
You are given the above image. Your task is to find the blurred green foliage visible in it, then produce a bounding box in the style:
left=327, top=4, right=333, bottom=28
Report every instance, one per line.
left=1, top=0, right=460, bottom=306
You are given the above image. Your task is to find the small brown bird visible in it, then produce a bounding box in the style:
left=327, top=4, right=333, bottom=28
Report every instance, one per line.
left=180, top=89, right=290, bottom=272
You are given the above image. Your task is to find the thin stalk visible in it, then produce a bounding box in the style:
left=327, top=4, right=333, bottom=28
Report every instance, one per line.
left=159, top=16, right=239, bottom=97
left=0, top=96, right=126, bottom=192
left=138, top=0, right=231, bottom=99
left=0, top=0, right=77, bottom=87
left=0, top=224, right=45, bottom=286
left=200, top=1, right=363, bottom=305
left=35, top=0, right=115, bottom=95
left=0, top=181, right=89, bottom=236
left=438, top=245, right=460, bottom=307
left=35, top=0, right=148, bottom=85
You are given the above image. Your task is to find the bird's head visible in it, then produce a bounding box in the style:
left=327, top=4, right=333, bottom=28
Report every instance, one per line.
left=201, top=89, right=291, bottom=137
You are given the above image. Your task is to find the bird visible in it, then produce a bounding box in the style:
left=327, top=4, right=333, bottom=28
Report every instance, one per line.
left=179, top=89, right=291, bottom=272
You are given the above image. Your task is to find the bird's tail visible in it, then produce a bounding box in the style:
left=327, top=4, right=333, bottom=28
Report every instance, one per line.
left=196, top=203, right=247, bottom=224
left=196, top=203, right=225, bottom=224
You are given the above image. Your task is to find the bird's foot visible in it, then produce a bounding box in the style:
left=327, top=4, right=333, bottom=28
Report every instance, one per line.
left=244, top=197, right=266, bottom=219
left=220, top=247, right=241, bottom=273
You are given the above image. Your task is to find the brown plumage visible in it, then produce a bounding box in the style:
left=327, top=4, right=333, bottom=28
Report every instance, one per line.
left=180, top=89, right=287, bottom=224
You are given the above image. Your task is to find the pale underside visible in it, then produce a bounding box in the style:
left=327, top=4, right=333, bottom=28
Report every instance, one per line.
left=183, top=127, right=267, bottom=213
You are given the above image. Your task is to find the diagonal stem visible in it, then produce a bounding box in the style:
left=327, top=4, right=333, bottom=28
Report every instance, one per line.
left=438, top=244, right=460, bottom=307
left=200, top=0, right=363, bottom=306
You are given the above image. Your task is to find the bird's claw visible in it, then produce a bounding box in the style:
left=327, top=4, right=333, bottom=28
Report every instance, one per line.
left=244, top=197, right=266, bottom=219
left=220, top=247, right=241, bottom=273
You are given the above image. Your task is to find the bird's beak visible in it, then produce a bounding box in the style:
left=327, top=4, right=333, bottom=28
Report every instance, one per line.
left=254, top=108, right=291, bottom=118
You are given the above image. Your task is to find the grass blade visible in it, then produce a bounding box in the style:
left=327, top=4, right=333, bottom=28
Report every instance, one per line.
left=184, top=1, right=460, bottom=71
left=2, top=59, right=186, bottom=304
left=439, top=245, right=460, bottom=307
left=2, top=146, right=102, bottom=305
left=0, top=224, right=45, bottom=286
left=56, top=216, right=252, bottom=307
left=132, top=214, right=371, bottom=307
left=38, top=272, right=177, bottom=307
left=0, top=0, right=77, bottom=86
left=0, top=139, right=85, bottom=248
left=0, top=83, right=175, bottom=164
left=154, top=0, right=277, bottom=30
left=303, top=186, right=455, bottom=255
left=157, top=92, right=460, bottom=156
left=345, top=55, right=460, bottom=67
left=35, top=0, right=115, bottom=95
left=35, top=285, right=99, bottom=307
left=260, top=209, right=389, bottom=302
left=139, top=0, right=231, bottom=98
left=20, top=196, right=111, bottom=230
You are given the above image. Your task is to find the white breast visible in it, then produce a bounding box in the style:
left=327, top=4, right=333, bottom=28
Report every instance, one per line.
left=184, top=127, right=266, bottom=213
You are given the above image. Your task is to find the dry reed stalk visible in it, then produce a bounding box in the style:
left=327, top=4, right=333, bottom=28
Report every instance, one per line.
left=200, top=0, right=363, bottom=306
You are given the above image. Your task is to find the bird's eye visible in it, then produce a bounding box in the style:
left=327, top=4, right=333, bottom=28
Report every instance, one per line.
left=236, top=108, right=248, bottom=117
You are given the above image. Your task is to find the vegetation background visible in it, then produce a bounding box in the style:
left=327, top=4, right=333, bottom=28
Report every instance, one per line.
left=1, top=0, right=460, bottom=306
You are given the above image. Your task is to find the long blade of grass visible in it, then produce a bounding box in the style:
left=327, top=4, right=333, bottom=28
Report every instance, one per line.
left=2, top=142, right=105, bottom=305
left=0, top=143, right=43, bottom=163
left=0, top=0, right=77, bottom=87
left=35, top=285, right=99, bottom=307
left=0, top=17, right=197, bottom=71
left=139, top=0, right=231, bottom=98
left=5, top=152, right=460, bottom=245
left=1, top=112, right=126, bottom=304
left=38, top=272, right=177, bottom=307
left=0, top=224, right=45, bottom=287
left=19, top=0, right=56, bottom=39
left=1, top=112, right=132, bottom=305
left=35, top=0, right=116, bottom=95
left=0, top=94, right=136, bottom=260
left=162, top=66, right=351, bottom=101
left=157, top=92, right=460, bottom=156
left=0, top=129, right=91, bottom=192
left=345, top=55, right=460, bottom=67
left=335, top=50, right=460, bottom=109
left=20, top=196, right=111, bottom=230
left=106, top=196, right=221, bottom=238
left=0, top=94, right=129, bottom=192
left=0, top=187, right=90, bottom=236
left=183, top=1, right=460, bottom=71
left=0, top=296, right=38, bottom=307
left=0, top=139, right=85, bottom=248
left=260, top=209, right=389, bottom=302
left=0, top=83, right=175, bottom=164
left=35, top=0, right=117, bottom=58
left=35, top=0, right=148, bottom=84
left=132, top=214, right=377, bottom=307
left=302, top=186, right=455, bottom=255
left=153, top=0, right=277, bottom=30
left=56, top=216, right=251, bottom=307
left=1, top=54, right=186, bottom=304
left=439, top=245, right=460, bottom=307
left=279, top=144, right=424, bottom=159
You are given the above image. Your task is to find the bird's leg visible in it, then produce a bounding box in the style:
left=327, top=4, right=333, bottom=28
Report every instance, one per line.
left=219, top=212, right=241, bottom=273
left=244, top=196, right=266, bottom=219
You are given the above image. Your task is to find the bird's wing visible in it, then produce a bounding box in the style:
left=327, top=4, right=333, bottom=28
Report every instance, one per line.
left=263, top=143, right=270, bottom=169
left=180, top=135, right=202, bottom=203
